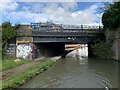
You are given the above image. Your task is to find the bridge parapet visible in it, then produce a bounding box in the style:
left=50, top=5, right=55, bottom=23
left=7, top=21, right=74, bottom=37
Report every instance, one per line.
left=32, top=29, right=104, bottom=33
left=61, top=25, right=103, bottom=30
left=31, top=22, right=103, bottom=31
left=30, top=22, right=104, bottom=43
left=32, top=29, right=104, bottom=37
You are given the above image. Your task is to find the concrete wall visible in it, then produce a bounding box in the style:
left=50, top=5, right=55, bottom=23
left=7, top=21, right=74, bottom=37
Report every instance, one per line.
left=16, top=43, right=35, bottom=59
left=15, top=36, right=34, bottom=59
left=112, top=28, right=120, bottom=60
left=16, top=37, right=33, bottom=44
left=6, top=44, right=16, bottom=56
left=107, top=27, right=120, bottom=60
left=88, top=42, right=94, bottom=57
left=17, top=25, right=32, bottom=36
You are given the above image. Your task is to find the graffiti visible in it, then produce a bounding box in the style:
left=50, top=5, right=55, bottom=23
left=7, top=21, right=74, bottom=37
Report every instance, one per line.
left=16, top=43, right=35, bottom=59
left=6, top=44, right=16, bottom=56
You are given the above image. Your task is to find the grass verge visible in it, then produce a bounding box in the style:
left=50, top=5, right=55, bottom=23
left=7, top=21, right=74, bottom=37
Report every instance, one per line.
left=2, top=59, right=55, bottom=90
left=1, top=56, right=32, bottom=72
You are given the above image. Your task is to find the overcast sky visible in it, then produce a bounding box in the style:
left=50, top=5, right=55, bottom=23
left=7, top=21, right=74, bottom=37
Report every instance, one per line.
left=0, top=0, right=109, bottom=26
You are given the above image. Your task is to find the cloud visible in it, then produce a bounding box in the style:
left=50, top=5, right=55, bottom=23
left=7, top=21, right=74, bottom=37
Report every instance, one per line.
left=41, top=2, right=102, bottom=25
left=30, top=3, right=45, bottom=13
left=67, top=3, right=103, bottom=25
left=6, top=11, right=48, bottom=24
left=60, top=2, right=77, bottom=11
left=0, top=0, right=19, bottom=13
left=1, top=2, right=103, bottom=26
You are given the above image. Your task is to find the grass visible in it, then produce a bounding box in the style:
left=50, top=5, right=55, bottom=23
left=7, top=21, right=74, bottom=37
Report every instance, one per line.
left=2, top=59, right=55, bottom=90
left=1, top=56, right=32, bottom=72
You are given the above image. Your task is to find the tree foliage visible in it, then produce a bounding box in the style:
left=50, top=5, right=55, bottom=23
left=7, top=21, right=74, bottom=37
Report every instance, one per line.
left=92, top=41, right=112, bottom=60
left=102, top=1, right=120, bottom=30
left=2, top=22, right=19, bottom=54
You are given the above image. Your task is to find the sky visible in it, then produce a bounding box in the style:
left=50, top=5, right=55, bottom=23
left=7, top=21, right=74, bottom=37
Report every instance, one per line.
left=0, top=0, right=109, bottom=26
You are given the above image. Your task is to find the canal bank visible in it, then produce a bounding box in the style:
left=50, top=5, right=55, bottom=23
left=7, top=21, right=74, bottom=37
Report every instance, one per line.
left=1, top=56, right=61, bottom=90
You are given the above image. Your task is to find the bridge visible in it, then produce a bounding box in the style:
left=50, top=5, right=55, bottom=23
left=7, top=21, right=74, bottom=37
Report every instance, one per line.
left=15, top=22, right=105, bottom=59
left=31, top=22, right=104, bottom=43
left=30, top=22, right=104, bottom=58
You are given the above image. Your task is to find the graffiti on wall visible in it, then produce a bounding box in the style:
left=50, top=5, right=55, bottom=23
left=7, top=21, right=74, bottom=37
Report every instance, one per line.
left=16, top=43, right=35, bottom=59
left=6, top=44, right=16, bottom=56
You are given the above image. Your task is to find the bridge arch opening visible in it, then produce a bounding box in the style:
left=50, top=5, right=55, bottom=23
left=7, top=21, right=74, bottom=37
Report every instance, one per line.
left=33, top=42, right=92, bottom=59
left=66, top=44, right=88, bottom=58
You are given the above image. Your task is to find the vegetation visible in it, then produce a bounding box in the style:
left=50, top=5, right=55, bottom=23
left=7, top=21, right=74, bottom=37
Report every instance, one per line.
left=2, top=59, right=55, bottom=90
left=93, top=2, right=120, bottom=60
left=1, top=56, right=32, bottom=72
left=2, top=22, right=19, bottom=55
left=102, top=1, right=120, bottom=30
left=92, top=41, right=112, bottom=60
left=0, top=26, right=2, bottom=71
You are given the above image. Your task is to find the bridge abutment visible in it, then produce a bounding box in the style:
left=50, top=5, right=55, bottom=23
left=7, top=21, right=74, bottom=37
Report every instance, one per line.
left=88, top=42, right=94, bottom=57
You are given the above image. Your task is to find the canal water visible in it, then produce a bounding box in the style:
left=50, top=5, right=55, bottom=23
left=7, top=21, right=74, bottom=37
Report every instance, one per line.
left=20, top=46, right=119, bottom=88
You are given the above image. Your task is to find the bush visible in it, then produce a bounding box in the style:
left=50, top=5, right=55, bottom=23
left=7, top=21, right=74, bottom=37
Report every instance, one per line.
left=92, top=41, right=112, bottom=60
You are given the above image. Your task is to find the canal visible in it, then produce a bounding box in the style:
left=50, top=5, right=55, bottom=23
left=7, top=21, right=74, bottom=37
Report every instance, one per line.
left=20, top=47, right=119, bottom=88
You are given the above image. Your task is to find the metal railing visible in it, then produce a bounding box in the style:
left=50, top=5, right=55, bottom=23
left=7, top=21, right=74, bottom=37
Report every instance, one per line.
left=61, top=25, right=103, bottom=29
left=31, top=23, right=103, bottom=31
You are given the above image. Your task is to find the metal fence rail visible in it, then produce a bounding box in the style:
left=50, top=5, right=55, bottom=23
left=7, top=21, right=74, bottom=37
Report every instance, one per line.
left=31, top=23, right=103, bottom=31
left=61, top=25, right=103, bottom=29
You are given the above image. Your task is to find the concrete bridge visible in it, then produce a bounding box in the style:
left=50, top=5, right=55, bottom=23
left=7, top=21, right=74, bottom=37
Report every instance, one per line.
left=31, top=22, right=104, bottom=43
left=14, top=22, right=105, bottom=59
left=32, top=29, right=103, bottom=43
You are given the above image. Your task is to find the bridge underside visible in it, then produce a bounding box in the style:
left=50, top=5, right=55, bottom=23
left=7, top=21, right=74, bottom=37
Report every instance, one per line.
left=33, top=36, right=93, bottom=44
left=34, top=42, right=66, bottom=58
left=35, top=43, right=82, bottom=58
left=32, top=30, right=105, bottom=58
left=33, top=36, right=102, bottom=58
left=34, top=42, right=94, bottom=58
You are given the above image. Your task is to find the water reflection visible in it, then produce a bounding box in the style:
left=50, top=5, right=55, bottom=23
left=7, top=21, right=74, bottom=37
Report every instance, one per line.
left=20, top=46, right=119, bottom=88
left=67, top=46, right=88, bottom=65
left=67, top=45, right=88, bottom=57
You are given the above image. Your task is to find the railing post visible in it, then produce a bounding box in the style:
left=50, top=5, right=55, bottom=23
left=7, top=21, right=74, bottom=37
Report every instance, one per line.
left=81, top=24, right=83, bottom=29
left=99, top=26, right=101, bottom=30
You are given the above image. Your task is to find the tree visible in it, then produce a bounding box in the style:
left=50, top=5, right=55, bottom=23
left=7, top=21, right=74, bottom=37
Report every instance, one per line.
left=2, top=22, right=19, bottom=55
left=102, top=1, right=120, bottom=30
